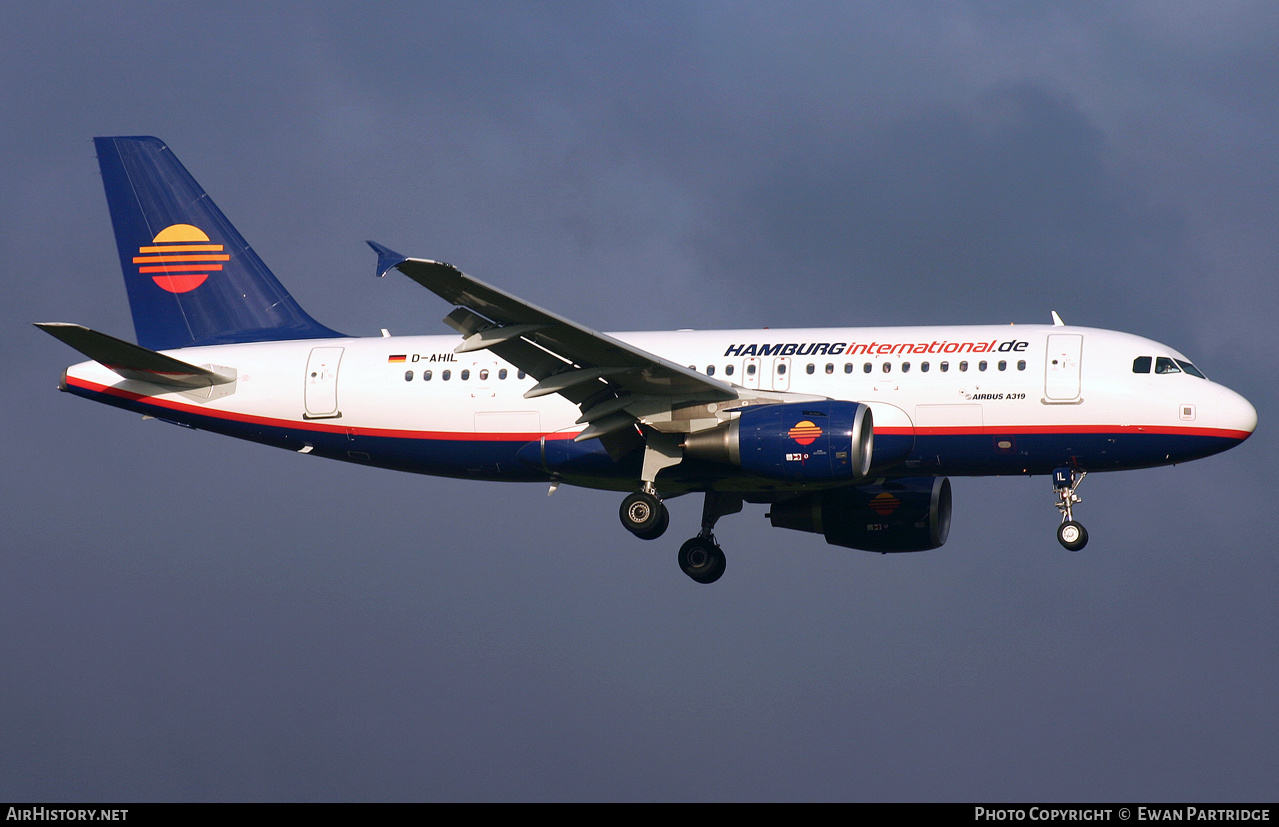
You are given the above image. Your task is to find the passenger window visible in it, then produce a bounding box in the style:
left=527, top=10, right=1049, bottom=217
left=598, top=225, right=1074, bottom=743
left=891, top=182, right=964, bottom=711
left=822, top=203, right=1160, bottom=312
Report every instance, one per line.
left=479, top=369, right=489, bottom=381
left=901, top=362, right=910, bottom=373
left=404, top=370, right=414, bottom=382
left=882, top=362, right=891, bottom=373
left=1017, top=360, right=1026, bottom=371
left=778, top=363, right=787, bottom=375
left=424, top=370, right=432, bottom=381
left=1155, top=357, right=1181, bottom=375
left=499, top=369, right=507, bottom=380
left=959, top=361, right=968, bottom=372
left=921, top=362, right=929, bottom=372
left=1132, top=356, right=1152, bottom=374
left=517, top=370, right=526, bottom=380
left=998, top=360, right=1006, bottom=371
left=826, top=363, right=834, bottom=374
left=805, top=363, right=814, bottom=375
left=747, top=363, right=757, bottom=376
left=442, top=370, right=451, bottom=381
left=725, top=364, right=735, bottom=376
left=940, top=361, right=949, bottom=372
left=461, top=369, right=470, bottom=380
left=844, top=363, right=853, bottom=374
left=707, top=365, right=715, bottom=376
left=863, top=363, right=872, bottom=374
left=979, top=361, right=988, bottom=372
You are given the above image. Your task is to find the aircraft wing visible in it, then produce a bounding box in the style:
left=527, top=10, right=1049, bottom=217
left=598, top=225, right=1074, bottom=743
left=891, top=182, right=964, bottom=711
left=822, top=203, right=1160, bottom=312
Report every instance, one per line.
left=369, top=242, right=739, bottom=440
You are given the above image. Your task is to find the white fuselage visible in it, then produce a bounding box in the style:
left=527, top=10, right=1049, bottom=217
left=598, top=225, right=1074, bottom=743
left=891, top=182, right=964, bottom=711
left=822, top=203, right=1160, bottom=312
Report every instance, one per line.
left=60, top=323, right=1257, bottom=489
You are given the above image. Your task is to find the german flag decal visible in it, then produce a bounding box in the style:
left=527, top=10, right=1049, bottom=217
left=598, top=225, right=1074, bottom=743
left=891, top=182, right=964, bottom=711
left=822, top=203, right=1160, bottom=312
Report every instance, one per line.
left=788, top=420, right=822, bottom=446
left=133, top=223, right=228, bottom=293
left=387, top=354, right=407, bottom=363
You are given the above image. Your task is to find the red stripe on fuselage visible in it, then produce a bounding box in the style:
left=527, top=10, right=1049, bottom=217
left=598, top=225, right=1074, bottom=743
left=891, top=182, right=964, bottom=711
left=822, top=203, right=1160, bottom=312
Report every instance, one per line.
left=63, top=375, right=1252, bottom=445
left=883, top=424, right=1253, bottom=440
left=64, top=375, right=578, bottom=442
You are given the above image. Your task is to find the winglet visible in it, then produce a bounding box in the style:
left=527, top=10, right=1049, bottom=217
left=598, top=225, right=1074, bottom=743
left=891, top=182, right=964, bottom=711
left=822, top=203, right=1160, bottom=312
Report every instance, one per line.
left=1051, top=310, right=1065, bottom=326
left=367, top=241, right=408, bottom=278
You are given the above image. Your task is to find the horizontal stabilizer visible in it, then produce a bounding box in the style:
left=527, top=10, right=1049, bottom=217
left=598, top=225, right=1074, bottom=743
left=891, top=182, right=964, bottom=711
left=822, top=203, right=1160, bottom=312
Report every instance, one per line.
left=35, top=323, right=234, bottom=390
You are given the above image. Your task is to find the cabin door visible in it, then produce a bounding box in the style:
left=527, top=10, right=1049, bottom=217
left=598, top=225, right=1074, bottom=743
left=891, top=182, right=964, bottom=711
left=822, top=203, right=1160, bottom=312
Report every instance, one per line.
left=304, top=346, right=344, bottom=419
left=1044, top=334, right=1082, bottom=401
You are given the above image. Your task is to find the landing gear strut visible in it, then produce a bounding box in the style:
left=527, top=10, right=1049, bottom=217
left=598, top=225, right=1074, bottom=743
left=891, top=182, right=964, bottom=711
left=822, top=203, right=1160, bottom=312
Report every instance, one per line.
left=619, top=434, right=682, bottom=541
left=677, top=492, right=741, bottom=584
left=619, top=434, right=742, bottom=583
left=1052, top=467, right=1089, bottom=551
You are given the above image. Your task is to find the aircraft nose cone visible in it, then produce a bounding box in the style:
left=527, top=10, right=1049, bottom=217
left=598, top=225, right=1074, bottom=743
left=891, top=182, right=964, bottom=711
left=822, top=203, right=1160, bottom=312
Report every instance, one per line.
left=1216, top=386, right=1257, bottom=439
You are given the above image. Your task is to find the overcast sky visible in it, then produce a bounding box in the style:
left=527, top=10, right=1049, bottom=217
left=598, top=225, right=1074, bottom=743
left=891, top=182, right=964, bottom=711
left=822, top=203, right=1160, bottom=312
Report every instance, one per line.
left=3, top=2, right=1276, bottom=801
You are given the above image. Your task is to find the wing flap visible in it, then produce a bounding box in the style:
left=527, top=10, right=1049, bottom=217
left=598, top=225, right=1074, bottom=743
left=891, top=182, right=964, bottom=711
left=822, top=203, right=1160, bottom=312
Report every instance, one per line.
left=574, top=411, right=639, bottom=442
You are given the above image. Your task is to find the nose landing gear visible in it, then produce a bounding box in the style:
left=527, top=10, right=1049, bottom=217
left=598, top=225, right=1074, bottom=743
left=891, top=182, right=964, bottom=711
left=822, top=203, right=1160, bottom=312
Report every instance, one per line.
left=1053, top=467, right=1089, bottom=551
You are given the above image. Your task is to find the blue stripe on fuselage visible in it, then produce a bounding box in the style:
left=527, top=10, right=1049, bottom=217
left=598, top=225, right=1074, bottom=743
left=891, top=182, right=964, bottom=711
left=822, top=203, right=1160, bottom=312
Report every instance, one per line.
left=65, top=381, right=1245, bottom=483
left=903, top=431, right=1244, bottom=475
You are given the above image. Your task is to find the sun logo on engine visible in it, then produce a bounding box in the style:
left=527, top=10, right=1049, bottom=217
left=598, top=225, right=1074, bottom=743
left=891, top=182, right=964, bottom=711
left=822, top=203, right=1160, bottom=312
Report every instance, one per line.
left=788, top=420, right=822, bottom=446
left=870, top=492, right=901, bottom=516
left=132, top=223, right=229, bottom=293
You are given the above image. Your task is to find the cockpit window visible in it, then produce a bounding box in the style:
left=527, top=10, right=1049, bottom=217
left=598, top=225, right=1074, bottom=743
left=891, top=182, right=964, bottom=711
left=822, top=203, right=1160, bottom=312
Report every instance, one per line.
left=1141, top=355, right=1207, bottom=378
left=1176, top=359, right=1207, bottom=379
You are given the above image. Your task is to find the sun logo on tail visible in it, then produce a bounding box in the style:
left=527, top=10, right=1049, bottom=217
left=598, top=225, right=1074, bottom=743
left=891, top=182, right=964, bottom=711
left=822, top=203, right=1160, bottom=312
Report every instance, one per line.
left=132, top=224, right=228, bottom=293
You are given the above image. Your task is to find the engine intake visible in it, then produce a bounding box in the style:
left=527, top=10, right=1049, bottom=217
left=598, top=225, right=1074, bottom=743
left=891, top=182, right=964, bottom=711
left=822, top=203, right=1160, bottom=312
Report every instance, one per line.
left=768, top=476, right=952, bottom=552
left=684, top=401, right=873, bottom=482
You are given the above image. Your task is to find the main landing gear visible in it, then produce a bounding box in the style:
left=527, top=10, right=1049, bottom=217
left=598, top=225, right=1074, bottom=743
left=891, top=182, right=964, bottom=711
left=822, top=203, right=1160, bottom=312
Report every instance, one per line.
left=619, top=434, right=681, bottom=542
left=619, top=486, right=669, bottom=541
left=618, top=488, right=741, bottom=584
left=677, top=492, right=741, bottom=585
left=1052, top=467, right=1089, bottom=551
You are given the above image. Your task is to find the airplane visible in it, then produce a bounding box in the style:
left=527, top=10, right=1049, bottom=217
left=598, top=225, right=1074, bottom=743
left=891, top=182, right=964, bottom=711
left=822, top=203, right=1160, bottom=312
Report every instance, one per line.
left=36, top=136, right=1257, bottom=584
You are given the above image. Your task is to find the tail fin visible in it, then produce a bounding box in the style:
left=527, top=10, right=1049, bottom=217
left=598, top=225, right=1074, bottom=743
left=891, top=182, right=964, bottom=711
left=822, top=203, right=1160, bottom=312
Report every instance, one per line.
left=94, top=136, right=343, bottom=350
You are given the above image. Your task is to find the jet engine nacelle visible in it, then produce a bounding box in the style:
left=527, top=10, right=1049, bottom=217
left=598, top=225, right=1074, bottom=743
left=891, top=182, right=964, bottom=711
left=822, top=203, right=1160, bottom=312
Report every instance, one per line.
left=767, top=476, right=952, bottom=552
left=684, top=400, right=873, bottom=482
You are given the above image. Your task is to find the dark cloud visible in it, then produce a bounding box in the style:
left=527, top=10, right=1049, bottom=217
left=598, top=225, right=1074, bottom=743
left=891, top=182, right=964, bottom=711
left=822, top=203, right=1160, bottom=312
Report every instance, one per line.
left=696, top=83, right=1202, bottom=332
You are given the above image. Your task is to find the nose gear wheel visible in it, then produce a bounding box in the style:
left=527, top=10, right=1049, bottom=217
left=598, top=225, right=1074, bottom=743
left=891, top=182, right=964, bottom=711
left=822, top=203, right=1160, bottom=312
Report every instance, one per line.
left=1052, top=468, right=1089, bottom=551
